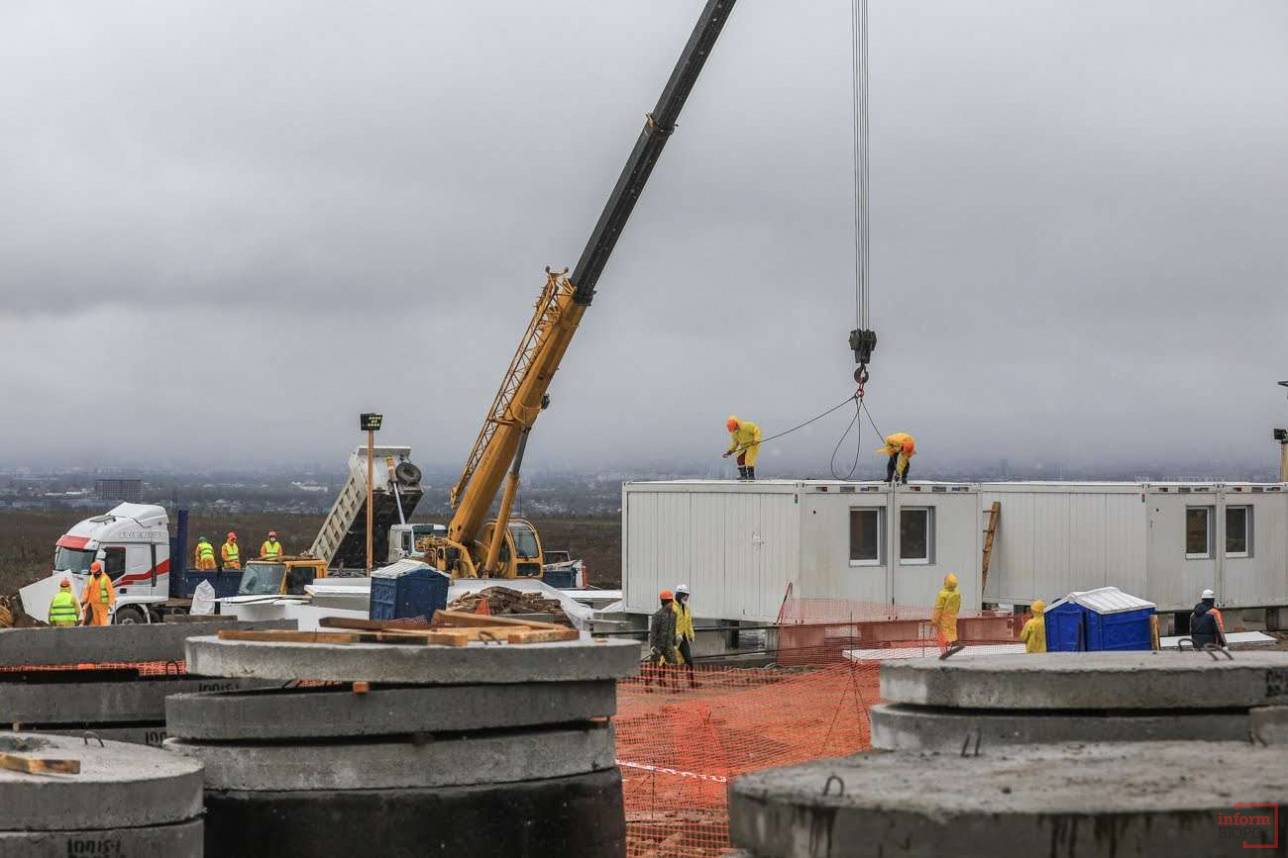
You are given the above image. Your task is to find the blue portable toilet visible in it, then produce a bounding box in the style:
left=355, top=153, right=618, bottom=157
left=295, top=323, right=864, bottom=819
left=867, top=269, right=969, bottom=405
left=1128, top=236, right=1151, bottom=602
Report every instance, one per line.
left=369, top=560, right=451, bottom=621
left=1044, top=587, right=1156, bottom=652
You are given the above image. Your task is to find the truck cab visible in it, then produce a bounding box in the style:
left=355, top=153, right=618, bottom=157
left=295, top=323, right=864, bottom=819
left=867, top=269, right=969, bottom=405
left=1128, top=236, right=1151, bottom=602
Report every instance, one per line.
left=20, top=503, right=172, bottom=624
left=387, top=523, right=448, bottom=562
left=476, top=517, right=545, bottom=578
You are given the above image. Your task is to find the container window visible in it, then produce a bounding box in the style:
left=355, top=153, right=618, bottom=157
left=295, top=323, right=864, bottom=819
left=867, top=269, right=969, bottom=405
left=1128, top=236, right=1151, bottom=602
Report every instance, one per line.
left=1226, top=506, right=1252, bottom=558
left=900, top=507, right=934, bottom=564
left=1185, top=507, right=1212, bottom=559
left=849, top=508, right=882, bottom=566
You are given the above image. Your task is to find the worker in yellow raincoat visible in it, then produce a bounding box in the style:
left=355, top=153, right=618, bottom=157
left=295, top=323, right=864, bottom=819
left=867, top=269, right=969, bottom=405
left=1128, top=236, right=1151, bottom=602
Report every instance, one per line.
left=194, top=537, right=217, bottom=571
left=877, top=433, right=916, bottom=484
left=723, top=416, right=762, bottom=480
left=80, top=561, right=116, bottom=626
left=1020, top=600, right=1047, bottom=653
left=672, top=584, right=697, bottom=688
left=932, top=573, right=963, bottom=658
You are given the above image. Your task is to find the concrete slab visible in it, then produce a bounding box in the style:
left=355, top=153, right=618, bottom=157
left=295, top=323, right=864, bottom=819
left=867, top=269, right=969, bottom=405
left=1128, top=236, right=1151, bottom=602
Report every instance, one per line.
left=0, top=619, right=294, bottom=668
left=1251, top=706, right=1288, bottom=745
left=166, top=679, right=615, bottom=741
left=202, top=769, right=624, bottom=858
left=185, top=634, right=641, bottom=684
left=166, top=722, right=615, bottom=791
left=0, top=820, right=201, bottom=858
left=1, top=676, right=274, bottom=725
left=731, top=742, right=1288, bottom=857
left=37, top=724, right=168, bottom=747
left=870, top=703, right=1252, bottom=751
left=0, top=733, right=203, bottom=831
left=882, top=651, right=1288, bottom=710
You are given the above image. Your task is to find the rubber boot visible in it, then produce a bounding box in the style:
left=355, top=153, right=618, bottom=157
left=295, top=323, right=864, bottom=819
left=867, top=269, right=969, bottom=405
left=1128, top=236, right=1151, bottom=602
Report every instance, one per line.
left=746, top=466, right=756, bottom=480
left=738, top=467, right=748, bottom=480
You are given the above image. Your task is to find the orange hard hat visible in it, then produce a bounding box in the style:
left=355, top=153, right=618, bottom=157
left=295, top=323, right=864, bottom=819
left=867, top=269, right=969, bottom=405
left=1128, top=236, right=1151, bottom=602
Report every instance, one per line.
left=59, top=578, right=71, bottom=589
left=901, top=438, right=915, bottom=455
left=659, top=589, right=674, bottom=601
left=90, top=561, right=103, bottom=573
left=726, top=416, right=739, bottom=432
left=227, top=531, right=237, bottom=539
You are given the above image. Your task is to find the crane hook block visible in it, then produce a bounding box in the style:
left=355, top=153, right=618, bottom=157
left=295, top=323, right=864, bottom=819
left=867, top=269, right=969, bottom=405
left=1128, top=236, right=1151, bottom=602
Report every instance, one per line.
left=849, top=328, right=877, bottom=367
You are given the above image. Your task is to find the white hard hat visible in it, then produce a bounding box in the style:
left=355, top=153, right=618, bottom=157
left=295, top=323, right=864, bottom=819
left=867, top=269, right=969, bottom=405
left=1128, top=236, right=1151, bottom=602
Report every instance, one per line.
left=1201, top=589, right=1215, bottom=600
left=675, top=584, right=690, bottom=596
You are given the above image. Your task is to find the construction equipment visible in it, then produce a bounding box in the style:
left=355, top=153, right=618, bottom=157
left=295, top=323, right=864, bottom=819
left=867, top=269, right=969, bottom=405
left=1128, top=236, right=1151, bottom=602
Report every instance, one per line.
left=310, top=446, right=424, bottom=569
left=232, top=557, right=330, bottom=598
left=425, top=0, right=740, bottom=579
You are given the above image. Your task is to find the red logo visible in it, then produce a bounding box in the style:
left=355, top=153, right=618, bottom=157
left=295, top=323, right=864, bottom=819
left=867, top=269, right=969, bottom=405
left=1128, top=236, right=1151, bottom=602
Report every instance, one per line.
left=1216, top=803, right=1279, bottom=849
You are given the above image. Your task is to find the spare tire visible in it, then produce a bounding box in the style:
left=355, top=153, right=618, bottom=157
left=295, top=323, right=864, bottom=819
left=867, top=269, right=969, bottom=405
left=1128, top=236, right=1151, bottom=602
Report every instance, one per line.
left=395, top=462, right=422, bottom=486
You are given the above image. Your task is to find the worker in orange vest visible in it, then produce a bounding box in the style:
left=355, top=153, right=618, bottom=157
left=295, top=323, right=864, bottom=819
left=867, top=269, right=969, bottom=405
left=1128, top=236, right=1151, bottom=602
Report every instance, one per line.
left=79, top=561, right=116, bottom=626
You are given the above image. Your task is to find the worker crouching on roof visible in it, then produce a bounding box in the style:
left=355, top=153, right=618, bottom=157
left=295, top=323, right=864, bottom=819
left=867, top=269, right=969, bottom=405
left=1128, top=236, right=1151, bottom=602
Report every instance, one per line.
left=673, top=584, right=698, bottom=688
left=80, top=561, right=116, bottom=626
left=47, top=578, right=81, bottom=627
left=260, top=531, right=283, bottom=559
left=723, top=416, right=762, bottom=480
left=932, top=573, right=964, bottom=658
left=878, top=433, right=916, bottom=484
left=646, top=589, right=679, bottom=690
left=1020, top=600, right=1046, bottom=653
left=194, top=537, right=217, bottom=571
left=221, top=532, right=241, bottom=570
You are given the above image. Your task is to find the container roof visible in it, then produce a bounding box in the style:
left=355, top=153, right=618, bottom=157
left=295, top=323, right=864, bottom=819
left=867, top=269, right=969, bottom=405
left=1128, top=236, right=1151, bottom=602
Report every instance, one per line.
left=1048, top=586, right=1156, bottom=615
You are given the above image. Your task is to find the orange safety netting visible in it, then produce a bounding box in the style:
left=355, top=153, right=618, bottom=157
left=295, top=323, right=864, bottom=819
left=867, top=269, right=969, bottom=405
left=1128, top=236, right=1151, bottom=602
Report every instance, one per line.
left=615, top=660, right=879, bottom=857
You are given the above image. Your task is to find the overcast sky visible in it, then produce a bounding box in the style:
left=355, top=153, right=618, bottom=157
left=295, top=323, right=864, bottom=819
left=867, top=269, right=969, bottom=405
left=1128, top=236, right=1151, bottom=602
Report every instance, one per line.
left=2, top=0, right=1286, bottom=478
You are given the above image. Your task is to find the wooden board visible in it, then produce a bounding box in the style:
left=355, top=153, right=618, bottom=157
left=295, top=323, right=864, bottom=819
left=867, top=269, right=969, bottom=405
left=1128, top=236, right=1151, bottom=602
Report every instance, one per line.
left=216, top=630, right=363, bottom=644
left=319, top=617, right=432, bottom=632
left=0, top=753, right=80, bottom=776
left=430, top=610, right=565, bottom=632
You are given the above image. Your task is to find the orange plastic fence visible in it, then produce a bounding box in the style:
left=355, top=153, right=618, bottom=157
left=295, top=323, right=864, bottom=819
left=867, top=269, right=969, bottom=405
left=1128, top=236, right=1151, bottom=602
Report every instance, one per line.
left=0, top=659, right=187, bottom=676
left=616, top=660, right=879, bottom=857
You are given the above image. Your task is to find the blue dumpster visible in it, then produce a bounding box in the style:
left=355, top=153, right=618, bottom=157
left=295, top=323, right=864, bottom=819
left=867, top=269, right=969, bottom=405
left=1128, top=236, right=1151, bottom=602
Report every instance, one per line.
left=369, top=560, right=450, bottom=621
left=1044, top=587, right=1156, bottom=652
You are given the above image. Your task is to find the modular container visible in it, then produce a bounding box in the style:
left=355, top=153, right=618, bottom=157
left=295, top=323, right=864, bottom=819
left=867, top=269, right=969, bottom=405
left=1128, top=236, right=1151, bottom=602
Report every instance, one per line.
left=369, top=560, right=450, bottom=621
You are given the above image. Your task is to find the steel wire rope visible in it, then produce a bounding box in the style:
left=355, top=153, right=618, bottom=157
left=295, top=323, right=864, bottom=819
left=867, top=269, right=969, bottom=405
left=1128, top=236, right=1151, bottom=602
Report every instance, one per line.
left=850, top=0, right=871, bottom=331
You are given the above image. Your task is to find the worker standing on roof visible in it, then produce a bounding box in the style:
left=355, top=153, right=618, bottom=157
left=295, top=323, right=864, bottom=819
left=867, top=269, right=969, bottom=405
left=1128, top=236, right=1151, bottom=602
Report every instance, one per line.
left=1191, top=589, right=1227, bottom=649
left=673, top=584, right=697, bottom=688
left=1020, top=600, right=1046, bottom=653
left=220, top=532, right=241, bottom=570
left=80, top=562, right=116, bottom=626
left=260, top=531, right=283, bottom=559
left=931, top=573, right=964, bottom=658
left=47, top=579, right=81, bottom=627
left=723, top=416, right=762, bottom=480
left=647, top=589, right=679, bottom=689
left=194, top=537, right=217, bottom=571
left=877, top=433, right=916, bottom=484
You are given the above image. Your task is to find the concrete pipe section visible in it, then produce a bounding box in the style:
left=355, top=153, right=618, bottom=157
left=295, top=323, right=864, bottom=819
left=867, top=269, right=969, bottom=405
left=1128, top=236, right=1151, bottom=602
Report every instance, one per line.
left=0, top=618, right=292, bottom=667
left=730, top=741, right=1288, bottom=857
left=881, top=651, right=1288, bottom=710
left=0, top=732, right=204, bottom=858
left=184, top=633, right=642, bottom=683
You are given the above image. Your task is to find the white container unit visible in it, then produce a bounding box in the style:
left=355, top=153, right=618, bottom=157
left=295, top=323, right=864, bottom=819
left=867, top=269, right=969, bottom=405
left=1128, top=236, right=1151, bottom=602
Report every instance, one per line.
left=621, top=480, right=980, bottom=622
left=980, top=482, right=1288, bottom=612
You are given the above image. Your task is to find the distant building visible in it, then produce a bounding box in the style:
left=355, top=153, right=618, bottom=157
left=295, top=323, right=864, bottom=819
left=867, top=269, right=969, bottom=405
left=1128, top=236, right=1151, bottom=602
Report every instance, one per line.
left=95, top=478, right=142, bottom=503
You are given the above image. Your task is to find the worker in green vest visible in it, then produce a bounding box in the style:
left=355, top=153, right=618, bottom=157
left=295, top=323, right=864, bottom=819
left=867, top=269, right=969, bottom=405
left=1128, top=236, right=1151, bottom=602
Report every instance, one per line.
left=260, top=531, right=283, bottom=559
left=47, top=578, right=81, bottom=627
left=194, top=537, right=217, bottom=571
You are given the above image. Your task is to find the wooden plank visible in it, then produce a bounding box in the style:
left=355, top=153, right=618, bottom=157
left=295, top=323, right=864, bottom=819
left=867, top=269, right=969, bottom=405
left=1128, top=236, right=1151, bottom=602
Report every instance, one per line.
left=430, top=610, right=564, bottom=632
left=0, top=753, right=80, bottom=776
left=320, top=617, right=431, bottom=632
left=503, top=628, right=580, bottom=644
left=980, top=501, right=1001, bottom=594
left=216, top=630, right=362, bottom=645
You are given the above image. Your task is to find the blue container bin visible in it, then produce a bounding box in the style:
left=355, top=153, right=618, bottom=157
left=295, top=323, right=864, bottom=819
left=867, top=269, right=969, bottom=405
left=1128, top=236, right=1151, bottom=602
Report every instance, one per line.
left=1044, top=587, right=1156, bottom=652
left=369, top=561, right=450, bottom=621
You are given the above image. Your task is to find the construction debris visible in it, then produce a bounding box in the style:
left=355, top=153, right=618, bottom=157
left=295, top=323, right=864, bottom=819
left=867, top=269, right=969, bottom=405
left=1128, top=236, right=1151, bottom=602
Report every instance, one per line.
left=448, top=586, right=572, bottom=626
left=223, top=611, right=581, bottom=647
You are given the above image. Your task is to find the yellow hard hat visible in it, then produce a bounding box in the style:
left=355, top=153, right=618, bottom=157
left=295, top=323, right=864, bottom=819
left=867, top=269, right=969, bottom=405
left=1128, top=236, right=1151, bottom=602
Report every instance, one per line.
left=944, top=573, right=958, bottom=589
left=1031, top=599, right=1045, bottom=614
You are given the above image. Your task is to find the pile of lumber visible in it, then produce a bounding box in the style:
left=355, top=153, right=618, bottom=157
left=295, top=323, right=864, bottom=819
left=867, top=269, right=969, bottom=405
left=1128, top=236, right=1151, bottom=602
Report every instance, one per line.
left=448, top=586, right=571, bottom=627
left=215, top=610, right=580, bottom=648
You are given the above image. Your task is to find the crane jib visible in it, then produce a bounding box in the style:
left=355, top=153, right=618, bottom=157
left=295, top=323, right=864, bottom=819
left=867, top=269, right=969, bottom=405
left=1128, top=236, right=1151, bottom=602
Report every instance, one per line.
left=570, top=0, right=739, bottom=305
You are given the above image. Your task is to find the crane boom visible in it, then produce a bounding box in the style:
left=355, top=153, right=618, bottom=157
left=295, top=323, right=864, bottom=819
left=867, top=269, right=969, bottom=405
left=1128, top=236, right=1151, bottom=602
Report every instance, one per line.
left=438, top=0, right=740, bottom=576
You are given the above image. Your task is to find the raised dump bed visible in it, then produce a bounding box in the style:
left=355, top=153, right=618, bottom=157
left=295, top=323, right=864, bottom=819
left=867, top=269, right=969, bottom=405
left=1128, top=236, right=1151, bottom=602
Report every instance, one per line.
left=0, top=732, right=204, bottom=858
left=167, top=634, right=641, bottom=858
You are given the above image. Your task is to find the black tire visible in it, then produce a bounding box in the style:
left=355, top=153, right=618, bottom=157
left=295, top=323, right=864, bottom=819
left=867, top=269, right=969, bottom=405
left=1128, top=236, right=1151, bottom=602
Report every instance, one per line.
left=113, top=605, right=147, bottom=625
left=394, top=462, right=422, bottom=486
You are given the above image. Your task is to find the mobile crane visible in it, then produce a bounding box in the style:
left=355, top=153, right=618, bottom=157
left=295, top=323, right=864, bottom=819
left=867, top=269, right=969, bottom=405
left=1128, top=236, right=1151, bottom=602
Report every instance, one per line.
left=426, top=0, right=739, bottom=578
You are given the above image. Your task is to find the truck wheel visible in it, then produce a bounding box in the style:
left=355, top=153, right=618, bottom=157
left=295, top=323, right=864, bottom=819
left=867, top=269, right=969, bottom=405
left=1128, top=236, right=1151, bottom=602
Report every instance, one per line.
left=395, top=462, right=422, bottom=486
left=113, top=605, right=147, bottom=625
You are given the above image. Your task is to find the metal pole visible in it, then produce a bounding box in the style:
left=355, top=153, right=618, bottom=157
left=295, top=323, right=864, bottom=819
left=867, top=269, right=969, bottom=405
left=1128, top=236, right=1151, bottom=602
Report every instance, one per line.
left=1280, top=442, right=1288, bottom=483
left=366, top=429, right=375, bottom=572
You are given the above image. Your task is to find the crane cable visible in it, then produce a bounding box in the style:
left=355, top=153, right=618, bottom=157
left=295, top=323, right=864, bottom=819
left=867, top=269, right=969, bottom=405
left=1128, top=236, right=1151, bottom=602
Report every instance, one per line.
left=851, top=0, right=870, bottom=335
